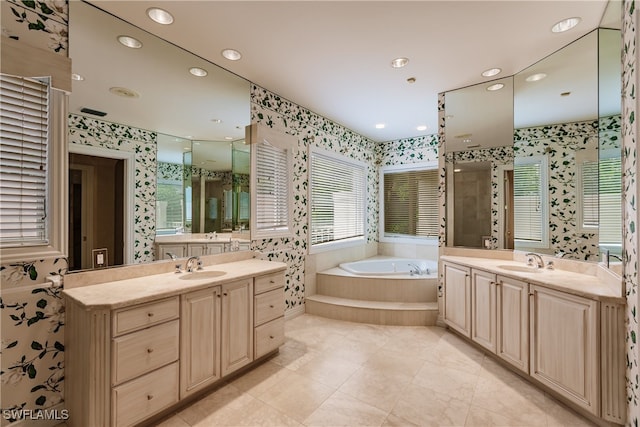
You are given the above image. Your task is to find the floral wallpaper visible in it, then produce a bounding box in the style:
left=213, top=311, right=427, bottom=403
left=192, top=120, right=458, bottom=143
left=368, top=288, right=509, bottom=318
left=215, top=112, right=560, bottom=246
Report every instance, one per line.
left=2, top=0, right=68, bottom=54
left=68, top=114, right=157, bottom=263
left=250, top=84, right=379, bottom=311
left=0, top=258, right=68, bottom=425
left=622, top=0, right=638, bottom=424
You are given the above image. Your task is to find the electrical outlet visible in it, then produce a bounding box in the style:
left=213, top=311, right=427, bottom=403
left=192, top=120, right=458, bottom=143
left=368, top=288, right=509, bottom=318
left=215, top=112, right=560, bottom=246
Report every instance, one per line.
left=92, top=248, right=108, bottom=269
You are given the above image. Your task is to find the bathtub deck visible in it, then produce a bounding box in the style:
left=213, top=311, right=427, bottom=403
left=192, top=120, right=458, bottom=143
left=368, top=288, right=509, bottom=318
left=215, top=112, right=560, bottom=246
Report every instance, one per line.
left=306, top=266, right=439, bottom=326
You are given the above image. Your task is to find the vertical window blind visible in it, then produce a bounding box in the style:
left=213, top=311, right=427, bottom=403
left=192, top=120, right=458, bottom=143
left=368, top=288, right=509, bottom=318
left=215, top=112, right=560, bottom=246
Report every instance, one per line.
left=255, top=142, right=289, bottom=232
left=599, top=155, right=622, bottom=244
left=514, top=159, right=544, bottom=242
left=383, top=169, right=439, bottom=237
left=0, top=74, right=49, bottom=245
left=310, top=150, right=365, bottom=245
left=580, top=159, right=600, bottom=229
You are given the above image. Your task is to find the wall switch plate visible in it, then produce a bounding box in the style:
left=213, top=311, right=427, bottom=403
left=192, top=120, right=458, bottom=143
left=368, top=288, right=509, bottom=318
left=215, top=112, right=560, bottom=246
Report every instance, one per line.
left=92, top=248, right=108, bottom=269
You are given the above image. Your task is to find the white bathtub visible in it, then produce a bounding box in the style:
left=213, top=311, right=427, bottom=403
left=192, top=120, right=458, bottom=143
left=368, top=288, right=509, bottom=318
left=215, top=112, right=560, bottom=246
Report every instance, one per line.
left=339, top=257, right=437, bottom=277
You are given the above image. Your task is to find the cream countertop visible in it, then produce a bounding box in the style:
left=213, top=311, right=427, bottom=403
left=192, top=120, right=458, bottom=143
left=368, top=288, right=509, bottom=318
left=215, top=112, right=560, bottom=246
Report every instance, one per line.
left=155, top=233, right=250, bottom=244
left=440, top=255, right=624, bottom=303
left=63, top=259, right=286, bottom=310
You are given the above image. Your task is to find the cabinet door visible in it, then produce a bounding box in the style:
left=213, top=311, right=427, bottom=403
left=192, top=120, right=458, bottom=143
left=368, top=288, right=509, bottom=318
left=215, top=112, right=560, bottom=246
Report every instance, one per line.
left=530, top=285, right=598, bottom=414
left=471, top=270, right=497, bottom=352
left=187, top=244, right=206, bottom=257
left=442, top=262, right=471, bottom=337
left=157, top=244, right=186, bottom=261
left=221, top=279, right=254, bottom=376
left=206, top=243, right=225, bottom=255
left=496, top=275, right=528, bottom=373
left=180, top=287, right=221, bottom=397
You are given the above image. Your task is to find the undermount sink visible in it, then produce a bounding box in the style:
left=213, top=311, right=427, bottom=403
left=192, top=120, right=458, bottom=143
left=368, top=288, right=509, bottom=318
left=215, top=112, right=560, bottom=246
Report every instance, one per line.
left=496, top=264, right=543, bottom=273
left=179, top=271, right=227, bottom=280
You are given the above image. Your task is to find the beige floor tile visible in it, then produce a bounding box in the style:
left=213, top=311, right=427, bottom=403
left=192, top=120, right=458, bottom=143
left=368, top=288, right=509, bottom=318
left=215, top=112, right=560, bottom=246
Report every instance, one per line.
left=257, top=371, right=335, bottom=423
left=295, top=351, right=362, bottom=388
left=382, top=413, right=420, bottom=426
left=230, top=360, right=295, bottom=397
left=154, top=414, right=191, bottom=427
left=319, top=334, right=382, bottom=365
left=391, top=382, right=471, bottom=426
left=545, top=394, right=598, bottom=426
left=303, top=391, right=388, bottom=426
left=362, top=349, right=425, bottom=382
left=338, top=366, right=410, bottom=413
left=412, top=362, right=479, bottom=403
left=465, top=405, right=528, bottom=426
left=270, top=342, right=320, bottom=371
left=177, top=383, right=246, bottom=426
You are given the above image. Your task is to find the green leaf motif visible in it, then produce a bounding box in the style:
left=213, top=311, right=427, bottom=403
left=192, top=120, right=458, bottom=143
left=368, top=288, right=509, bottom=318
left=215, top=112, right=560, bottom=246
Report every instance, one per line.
left=54, top=341, right=64, bottom=352
left=22, top=0, right=36, bottom=8
left=36, top=299, right=47, bottom=309
left=27, top=364, right=37, bottom=379
left=31, top=341, right=43, bottom=350
left=28, top=265, right=37, bottom=280
left=631, top=221, right=636, bottom=234
left=35, top=395, right=46, bottom=406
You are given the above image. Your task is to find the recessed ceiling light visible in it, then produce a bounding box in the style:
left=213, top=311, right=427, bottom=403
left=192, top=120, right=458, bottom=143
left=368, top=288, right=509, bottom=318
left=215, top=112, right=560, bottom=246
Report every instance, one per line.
left=486, top=83, right=505, bottom=91
left=221, top=49, right=242, bottom=61
left=454, top=168, right=462, bottom=173
left=391, top=57, right=409, bottom=68
left=146, top=7, right=174, bottom=24
left=211, top=119, right=222, bottom=123
left=117, top=35, right=142, bottom=49
left=71, top=73, right=84, bottom=81
left=481, top=68, right=502, bottom=77
left=417, top=125, right=428, bottom=131
left=551, top=17, right=581, bottom=33
left=375, top=123, right=386, bottom=129
left=407, top=77, right=416, bottom=84
left=109, top=87, right=139, bottom=98
left=560, top=91, right=571, bottom=97
left=526, top=73, right=548, bottom=82
left=189, top=67, right=208, bottom=77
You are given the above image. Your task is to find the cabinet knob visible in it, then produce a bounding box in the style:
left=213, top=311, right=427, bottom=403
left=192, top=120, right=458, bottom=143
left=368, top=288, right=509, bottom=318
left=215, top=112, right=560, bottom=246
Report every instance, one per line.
left=147, top=348, right=154, bottom=353
left=147, top=395, right=154, bottom=400
left=217, top=293, right=221, bottom=298
left=270, top=280, right=275, bottom=283
left=269, top=304, right=274, bottom=308
left=147, top=312, right=154, bottom=317
left=269, top=335, right=274, bottom=339
left=223, top=292, right=228, bottom=296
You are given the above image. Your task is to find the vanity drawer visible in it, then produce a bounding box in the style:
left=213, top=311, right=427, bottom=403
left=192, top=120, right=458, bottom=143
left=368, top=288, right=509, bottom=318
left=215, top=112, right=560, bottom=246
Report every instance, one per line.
left=254, top=316, right=285, bottom=359
left=112, top=361, right=179, bottom=427
left=112, top=320, right=179, bottom=385
left=112, top=297, right=179, bottom=337
left=254, top=288, right=284, bottom=326
left=254, top=272, right=285, bottom=294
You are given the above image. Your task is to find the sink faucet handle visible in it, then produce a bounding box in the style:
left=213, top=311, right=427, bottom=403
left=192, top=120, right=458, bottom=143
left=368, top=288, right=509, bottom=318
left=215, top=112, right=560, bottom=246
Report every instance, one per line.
left=174, top=263, right=182, bottom=273
left=197, top=260, right=204, bottom=270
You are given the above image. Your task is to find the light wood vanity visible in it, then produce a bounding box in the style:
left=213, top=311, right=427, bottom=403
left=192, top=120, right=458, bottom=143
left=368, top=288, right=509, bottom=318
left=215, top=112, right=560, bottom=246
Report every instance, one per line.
left=64, top=259, right=286, bottom=427
left=441, top=255, right=625, bottom=425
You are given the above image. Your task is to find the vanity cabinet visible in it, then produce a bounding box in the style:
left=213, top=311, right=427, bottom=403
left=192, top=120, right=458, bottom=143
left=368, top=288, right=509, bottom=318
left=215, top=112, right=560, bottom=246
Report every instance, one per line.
left=496, top=275, right=529, bottom=373
left=187, top=242, right=226, bottom=256
left=441, top=258, right=625, bottom=424
left=64, top=263, right=286, bottom=427
left=156, top=243, right=187, bottom=260
left=442, top=262, right=471, bottom=337
left=529, top=285, right=598, bottom=413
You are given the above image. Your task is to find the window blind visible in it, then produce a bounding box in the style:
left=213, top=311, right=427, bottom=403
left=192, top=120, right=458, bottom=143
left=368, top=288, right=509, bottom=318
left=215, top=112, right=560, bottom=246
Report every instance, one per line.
left=0, top=74, right=49, bottom=245
left=514, top=160, right=543, bottom=242
left=383, top=169, right=438, bottom=237
left=580, top=159, right=600, bottom=228
left=599, top=156, right=621, bottom=244
left=310, top=150, right=365, bottom=245
left=255, top=142, right=289, bottom=231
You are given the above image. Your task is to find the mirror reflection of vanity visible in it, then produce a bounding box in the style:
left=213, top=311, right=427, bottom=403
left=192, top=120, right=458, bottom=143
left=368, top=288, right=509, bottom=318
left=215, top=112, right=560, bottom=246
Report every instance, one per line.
left=444, top=4, right=621, bottom=263
left=67, top=1, right=251, bottom=270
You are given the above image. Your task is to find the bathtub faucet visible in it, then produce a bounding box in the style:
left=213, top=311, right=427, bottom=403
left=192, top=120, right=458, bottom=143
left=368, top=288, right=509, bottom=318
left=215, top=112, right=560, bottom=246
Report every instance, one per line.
left=408, top=263, right=429, bottom=276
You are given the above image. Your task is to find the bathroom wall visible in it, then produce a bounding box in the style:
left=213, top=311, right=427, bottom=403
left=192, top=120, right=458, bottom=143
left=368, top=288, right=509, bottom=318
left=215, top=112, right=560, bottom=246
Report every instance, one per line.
left=622, top=0, right=638, bottom=423
left=250, top=84, right=379, bottom=311
left=0, top=1, right=69, bottom=423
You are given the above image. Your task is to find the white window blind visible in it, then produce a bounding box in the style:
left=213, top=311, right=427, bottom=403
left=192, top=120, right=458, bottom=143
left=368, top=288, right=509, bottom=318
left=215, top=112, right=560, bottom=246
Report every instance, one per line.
left=255, top=142, right=289, bottom=232
left=383, top=169, right=439, bottom=238
left=599, top=154, right=621, bottom=244
left=310, top=150, right=365, bottom=245
left=514, top=157, right=546, bottom=243
left=0, top=74, right=49, bottom=246
left=580, top=159, right=600, bottom=229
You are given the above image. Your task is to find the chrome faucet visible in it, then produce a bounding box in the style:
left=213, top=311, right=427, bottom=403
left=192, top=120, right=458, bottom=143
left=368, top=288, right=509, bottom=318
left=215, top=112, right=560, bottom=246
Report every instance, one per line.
left=525, top=253, right=544, bottom=269
left=166, top=252, right=177, bottom=260
left=603, top=249, right=622, bottom=268
left=185, top=256, right=202, bottom=273
left=408, top=263, right=429, bottom=276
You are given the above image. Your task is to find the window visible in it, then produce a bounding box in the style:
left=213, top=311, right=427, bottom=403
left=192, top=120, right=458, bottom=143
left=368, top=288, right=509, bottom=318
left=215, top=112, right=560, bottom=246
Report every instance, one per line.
left=310, top=147, right=366, bottom=250
left=599, top=149, right=622, bottom=244
left=0, top=73, right=66, bottom=261
left=380, top=163, right=439, bottom=243
left=514, top=155, right=548, bottom=246
left=156, top=179, right=184, bottom=233
left=249, top=124, right=295, bottom=239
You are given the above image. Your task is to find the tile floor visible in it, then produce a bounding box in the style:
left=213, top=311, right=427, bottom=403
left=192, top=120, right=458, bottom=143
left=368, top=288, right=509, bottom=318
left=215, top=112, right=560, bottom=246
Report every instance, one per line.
left=157, top=314, right=596, bottom=427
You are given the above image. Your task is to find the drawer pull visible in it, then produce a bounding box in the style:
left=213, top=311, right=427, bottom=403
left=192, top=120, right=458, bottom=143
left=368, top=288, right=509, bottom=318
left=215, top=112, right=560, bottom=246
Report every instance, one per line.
left=147, top=348, right=154, bottom=353
left=147, top=312, right=154, bottom=317
left=223, top=292, right=228, bottom=296
left=269, top=335, right=274, bottom=339
left=147, top=395, right=154, bottom=400
left=269, top=304, right=275, bottom=308
left=270, top=280, right=275, bottom=283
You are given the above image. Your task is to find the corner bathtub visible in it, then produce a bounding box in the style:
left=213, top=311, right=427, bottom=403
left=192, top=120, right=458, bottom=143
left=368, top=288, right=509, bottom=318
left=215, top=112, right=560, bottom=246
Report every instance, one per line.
left=339, top=257, right=437, bottom=277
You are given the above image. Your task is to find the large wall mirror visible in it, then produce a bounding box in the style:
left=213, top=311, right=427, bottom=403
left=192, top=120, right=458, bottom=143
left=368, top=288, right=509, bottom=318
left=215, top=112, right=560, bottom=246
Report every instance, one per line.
left=444, top=1, right=621, bottom=263
left=67, top=1, right=251, bottom=271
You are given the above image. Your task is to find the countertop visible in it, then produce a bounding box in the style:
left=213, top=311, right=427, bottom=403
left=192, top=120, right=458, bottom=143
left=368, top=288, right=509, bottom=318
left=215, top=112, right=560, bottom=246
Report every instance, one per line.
left=440, top=255, right=624, bottom=303
left=63, top=259, right=286, bottom=310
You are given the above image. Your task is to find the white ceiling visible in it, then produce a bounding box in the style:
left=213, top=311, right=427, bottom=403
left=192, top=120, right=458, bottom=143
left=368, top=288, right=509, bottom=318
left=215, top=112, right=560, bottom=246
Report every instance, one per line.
left=78, top=0, right=613, bottom=144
